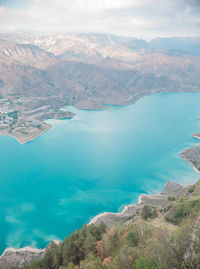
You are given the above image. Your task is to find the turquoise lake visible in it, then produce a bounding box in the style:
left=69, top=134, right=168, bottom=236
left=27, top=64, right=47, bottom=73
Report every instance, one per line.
left=0, top=92, right=200, bottom=253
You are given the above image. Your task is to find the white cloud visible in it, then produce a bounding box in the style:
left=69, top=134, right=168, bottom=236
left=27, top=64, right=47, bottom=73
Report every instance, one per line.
left=0, top=0, right=199, bottom=38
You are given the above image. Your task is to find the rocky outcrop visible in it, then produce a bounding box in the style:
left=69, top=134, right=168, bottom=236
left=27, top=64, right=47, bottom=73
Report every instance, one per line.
left=181, top=146, right=200, bottom=173
left=192, top=133, right=200, bottom=140
left=180, top=132, right=200, bottom=173
left=161, top=181, right=189, bottom=196
left=0, top=247, right=45, bottom=269
left=88, top=181, right=189, bottom=227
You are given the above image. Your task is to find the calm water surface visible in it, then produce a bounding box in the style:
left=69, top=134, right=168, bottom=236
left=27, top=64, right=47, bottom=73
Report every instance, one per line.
left=0, top=92, right=200, bottom=253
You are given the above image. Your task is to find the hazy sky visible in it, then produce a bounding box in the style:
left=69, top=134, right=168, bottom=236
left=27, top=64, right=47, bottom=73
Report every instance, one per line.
left=0, top=0, right=200, bottom=38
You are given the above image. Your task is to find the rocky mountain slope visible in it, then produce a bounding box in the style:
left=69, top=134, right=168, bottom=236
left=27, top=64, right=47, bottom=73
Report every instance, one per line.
left=1, top=33, right=200, bottom=101
left=0, top=33, right=200, bottom=143
left=0, top=247, right=45, bottom=269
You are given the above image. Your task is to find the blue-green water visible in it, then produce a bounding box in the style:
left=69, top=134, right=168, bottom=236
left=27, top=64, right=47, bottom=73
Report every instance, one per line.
left=0, top=92, right=200, bottom=253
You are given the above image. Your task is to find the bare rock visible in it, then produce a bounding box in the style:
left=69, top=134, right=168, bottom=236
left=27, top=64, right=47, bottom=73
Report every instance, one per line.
left=161, top=181, right=188, bottom=196
left=0, top=247, right=45, bottom=269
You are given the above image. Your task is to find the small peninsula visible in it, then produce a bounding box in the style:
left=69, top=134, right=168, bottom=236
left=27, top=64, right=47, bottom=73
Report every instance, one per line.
left=192, top=133, right=200, bottom=140
left=0, top=96, right=75, bottom=144
left=180, top=132, right=200, bottom=173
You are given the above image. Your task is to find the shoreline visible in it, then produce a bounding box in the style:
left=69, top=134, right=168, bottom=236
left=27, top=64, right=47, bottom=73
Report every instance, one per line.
left=192, top=133, right=200, bottom=140
left=0, top=110, right=75, bottom=145
left=89, top=131, right=200, bottom=226
left=0, top=99, right=200, bottom=267
left=0, top=123, right=52, bottom=144
left=180, top=152, right=200, bottom=174
left=1, top=91, right=200, bottom=145
left=88, top=181, right=189, bottom=226
left=179, top=132, right=200, bottom=174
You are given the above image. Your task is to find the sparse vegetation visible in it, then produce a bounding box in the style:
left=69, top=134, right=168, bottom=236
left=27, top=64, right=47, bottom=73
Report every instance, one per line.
left=21, top=180, right=200, bottom=269
left=188, top=185, right=195, bottom=193
left=126, top=231, right=139, bottom=247
left=35, top=124, right=42, bottom=130
left=7, top=110, right=19, bottom=120
left=168, top=196, right=176, bottom=201
left=141, top=205, right=158, bottom=220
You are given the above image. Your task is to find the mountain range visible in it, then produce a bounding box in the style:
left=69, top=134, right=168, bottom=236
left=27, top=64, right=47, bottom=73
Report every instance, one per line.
left=0, top=33, right=200, bottom=109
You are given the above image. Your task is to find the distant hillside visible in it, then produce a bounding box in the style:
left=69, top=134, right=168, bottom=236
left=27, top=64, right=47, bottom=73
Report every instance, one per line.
left=0, top=33, right=200, bottom=143
left=149, top=37, right=200, bottom=56
left=0, top=33, right=200, bottom=108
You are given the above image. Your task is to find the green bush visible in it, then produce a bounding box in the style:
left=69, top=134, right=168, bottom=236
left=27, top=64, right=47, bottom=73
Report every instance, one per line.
left=126, top=231, right=139, bottom=247
left=141, top=206, right=158, bottom=220
left=152, top=208, right=158, bottom=218
left=188, top=185, right=195, bottom=193
left=168, top=196, right=176, bottom=201
left=175, top=204, right=190, bottom=220
left=62, top=223, right=106, bottom=266
left=165, top=202, right=190, bottom=225
left=134, top=257, right=158, bottom=269
left=165, top=215, right=179, bottom=225
left=163, top=204, right=172, bottom=213
left=23, top=223, right=106, bottom=269
left=190, top=199, right=200, bottom=208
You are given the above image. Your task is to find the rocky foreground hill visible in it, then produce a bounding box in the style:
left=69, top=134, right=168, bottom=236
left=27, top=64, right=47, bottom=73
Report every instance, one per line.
left=0, top=181, right=192, bottom=269
left=0, top=33, right=200, bottom=143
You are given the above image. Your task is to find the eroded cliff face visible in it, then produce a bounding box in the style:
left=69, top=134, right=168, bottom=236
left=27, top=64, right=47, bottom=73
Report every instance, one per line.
left=0, top=247, right=45, bottom=269
left=0, top=181, right=189, bottom=269
left=180, top=134, right=200, bottom=173
left=88, top=181, right=189, bottom=227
